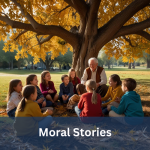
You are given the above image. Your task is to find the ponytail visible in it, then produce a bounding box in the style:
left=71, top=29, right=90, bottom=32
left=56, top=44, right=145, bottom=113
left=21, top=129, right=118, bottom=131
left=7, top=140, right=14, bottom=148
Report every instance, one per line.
left=110, top=74, right=122, bottom=86
left=18, top=97, right=26, bottom=112
left=86, top=79, right=97, bottom=104
left=91, top=88, right=97, bottom=104
left=18, top=85, right=36, bottom=112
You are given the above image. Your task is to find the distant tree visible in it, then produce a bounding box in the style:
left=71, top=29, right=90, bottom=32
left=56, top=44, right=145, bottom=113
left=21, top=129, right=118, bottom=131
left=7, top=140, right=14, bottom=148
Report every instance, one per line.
left=56, top=50, right=72, bottom=71
left=98, top=51, right=116, bottom=69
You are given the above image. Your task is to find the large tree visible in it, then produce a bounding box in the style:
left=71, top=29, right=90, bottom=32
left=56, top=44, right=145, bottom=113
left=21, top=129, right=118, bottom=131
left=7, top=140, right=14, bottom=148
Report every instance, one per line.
left=0, top=0, right=150, bottom=77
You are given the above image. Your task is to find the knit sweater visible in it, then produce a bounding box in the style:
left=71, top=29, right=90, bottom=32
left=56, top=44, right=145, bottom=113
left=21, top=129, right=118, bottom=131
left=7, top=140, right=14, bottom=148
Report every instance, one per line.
left=14, top=100, right=49, bottom=136
left=6, top=91, right=22, bottom=113
left=40, top=81, right=57, bottom=97
left=78, top=93, right=103, bottom=117
left=101, top=85, right=124, bottom=107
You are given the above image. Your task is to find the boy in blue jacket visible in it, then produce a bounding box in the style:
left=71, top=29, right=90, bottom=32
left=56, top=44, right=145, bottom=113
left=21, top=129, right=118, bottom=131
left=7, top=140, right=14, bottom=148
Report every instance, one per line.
left=107, top=78, right=144, bottom=125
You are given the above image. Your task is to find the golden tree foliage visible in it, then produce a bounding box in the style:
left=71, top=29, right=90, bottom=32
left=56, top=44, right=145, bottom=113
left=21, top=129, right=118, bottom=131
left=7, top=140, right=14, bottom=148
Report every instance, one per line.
left=0, top=0, right=150, bottom=65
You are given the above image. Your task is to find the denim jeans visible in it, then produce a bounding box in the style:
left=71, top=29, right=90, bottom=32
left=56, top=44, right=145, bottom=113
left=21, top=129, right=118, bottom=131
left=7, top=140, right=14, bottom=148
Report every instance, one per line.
left=38, top=116, right=53, bottom=129
left=74, top=106, right=82, bottom=117
left=59, top=97, right=69, bottom=104
left=8, top=107, right=17, bottom=118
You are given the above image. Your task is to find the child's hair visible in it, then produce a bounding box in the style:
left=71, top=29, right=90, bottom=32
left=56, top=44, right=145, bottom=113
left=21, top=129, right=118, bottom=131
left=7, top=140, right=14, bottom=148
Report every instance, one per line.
left=86, top=79, right=97, bottom=104
left=122, top=78, right=137, bottom=91
left=76, top=84, right=86, bottom=95
left=26, top=74, right=36, bottom=85
left=7, top=79, right=21, bottom=101
left=68, top=68, right=78, bottom=84
left=18, top=85, right=36, bottom=112
left=61, top=74, right=69, bottom=81
left=110, top=74, right=122, bottom=86
left=41, top=70, right=50, bottom=85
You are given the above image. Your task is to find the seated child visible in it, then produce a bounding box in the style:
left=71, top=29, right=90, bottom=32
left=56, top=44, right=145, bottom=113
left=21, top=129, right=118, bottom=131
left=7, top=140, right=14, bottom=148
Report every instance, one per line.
left=67, top=84, right=86, bottom=111
left=107, top=78, right=144, bottom=125
left=40, top=71, right=58, bottom=107
left=101, top=74, right=124, bottom=115
left=74, top=79, right=103, bottom=121
left=26, top=74, right=53, bottom=108
left=68, top=68, right=81, bottom=94
left=6, top=79, right=23, bottom=117
left=14, top=85, right=53, bottom=136
left=59, top=75, right=74, bottom=104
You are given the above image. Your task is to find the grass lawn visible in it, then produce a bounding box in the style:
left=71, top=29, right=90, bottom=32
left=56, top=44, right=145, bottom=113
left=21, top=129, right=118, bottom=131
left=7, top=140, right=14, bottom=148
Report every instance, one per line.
left=0, top=67, right=150, bottom=116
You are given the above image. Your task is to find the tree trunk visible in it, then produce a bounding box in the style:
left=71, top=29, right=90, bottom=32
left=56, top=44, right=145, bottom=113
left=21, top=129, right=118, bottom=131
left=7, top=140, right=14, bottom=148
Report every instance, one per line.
left=124, top=63, right=126, bottom=67
left=10, top=60, right=13, bottom=70
left=59, top=64, right=62, bottom=71
left=132, top=61, right=135, bottom=69
left=32, top=61, right=34, bottom=70
left=147, top=58, right=150, bottom=68
left=128, top=63, right=131, bottom=69
left=46, top=65, right=50, bottom=70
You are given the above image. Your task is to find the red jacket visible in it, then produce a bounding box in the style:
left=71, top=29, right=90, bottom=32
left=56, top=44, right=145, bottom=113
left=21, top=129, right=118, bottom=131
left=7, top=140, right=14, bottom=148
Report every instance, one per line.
left=78, top=93, right=103, bottom=117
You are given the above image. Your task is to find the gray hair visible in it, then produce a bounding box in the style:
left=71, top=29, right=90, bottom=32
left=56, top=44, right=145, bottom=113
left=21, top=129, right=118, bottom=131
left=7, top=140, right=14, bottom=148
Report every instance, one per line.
left=88, top=57, right=98, bottom=65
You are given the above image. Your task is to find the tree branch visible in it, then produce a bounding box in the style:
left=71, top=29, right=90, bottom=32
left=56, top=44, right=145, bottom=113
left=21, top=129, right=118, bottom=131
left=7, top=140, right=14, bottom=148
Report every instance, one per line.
left=137, top=31, right=150, bottom=41
left=58, top=5, right=70, bottom=14
left=122, top=36, right=136, bottom=47
left=36, top=35, right=53, bottom=45
left=0, top=15, right=79, bottom=47
left=85, top=0, right=101, bottom=36
left=64, top=0, right=88, bottom=35
left=14, top=30, right=27, bottom=40
left=64, top=0, right=88, bottom=17
left=95, top=0, right=150, bottom=50
left=114, top=18, right=150, bottom=38
left=11, top=0, right=40, bottom=30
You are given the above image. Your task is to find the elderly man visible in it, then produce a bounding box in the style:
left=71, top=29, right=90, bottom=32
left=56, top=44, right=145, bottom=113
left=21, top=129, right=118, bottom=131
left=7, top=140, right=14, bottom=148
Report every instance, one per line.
left=81, top=57, right=108, bottom=97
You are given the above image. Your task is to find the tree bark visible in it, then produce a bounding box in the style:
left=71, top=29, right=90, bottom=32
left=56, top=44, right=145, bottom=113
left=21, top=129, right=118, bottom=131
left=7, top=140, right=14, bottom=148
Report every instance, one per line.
left=128, top=63, right=131, bottom=69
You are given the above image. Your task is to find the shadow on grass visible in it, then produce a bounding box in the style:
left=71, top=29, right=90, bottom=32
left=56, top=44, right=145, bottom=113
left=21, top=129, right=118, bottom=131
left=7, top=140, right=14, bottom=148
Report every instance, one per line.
left=137, top=79, right=150, bottom=87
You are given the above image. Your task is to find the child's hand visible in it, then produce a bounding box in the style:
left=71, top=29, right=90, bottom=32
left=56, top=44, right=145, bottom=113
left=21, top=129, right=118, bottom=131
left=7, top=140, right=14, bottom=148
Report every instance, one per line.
left=107, top=105, right=111, bottom=111
left=42, top=101, right=46, bottom=107
left=62, top=95, right=66, bottom=100
left=46, top=109, right=53, bottom=115
left=115, top=97, right=121, bottom=103
left=48, top=90, right=54, bottom=93
left=37, top=98, right=43, bottom=103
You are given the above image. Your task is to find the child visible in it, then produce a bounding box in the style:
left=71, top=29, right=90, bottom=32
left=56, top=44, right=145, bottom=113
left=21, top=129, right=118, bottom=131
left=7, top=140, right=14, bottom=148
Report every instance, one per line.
left=107, top=78, right=144, bottom=125
left=101, top=74, right=124, bottom=115
left=26, top=74, right=53, bottom=108
left=67, top=84, right=86, bottom=111
left=68, top=68, right=81, bottom=94
left=59, top=75, right=74, bottom=104
left=40, top=71, right=58, bottom=107
left=6, top=79, right=23, bottom=117
left=74, top=79, right=103, bottom=120
left=14, top=85, right=53, bottom=136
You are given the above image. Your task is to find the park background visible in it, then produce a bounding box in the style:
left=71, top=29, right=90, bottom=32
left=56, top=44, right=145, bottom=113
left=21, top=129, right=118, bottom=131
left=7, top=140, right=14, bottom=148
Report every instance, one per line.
left=0, top=0, right=150, bottom=117
left=0, top=38, right=150, bottom=116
